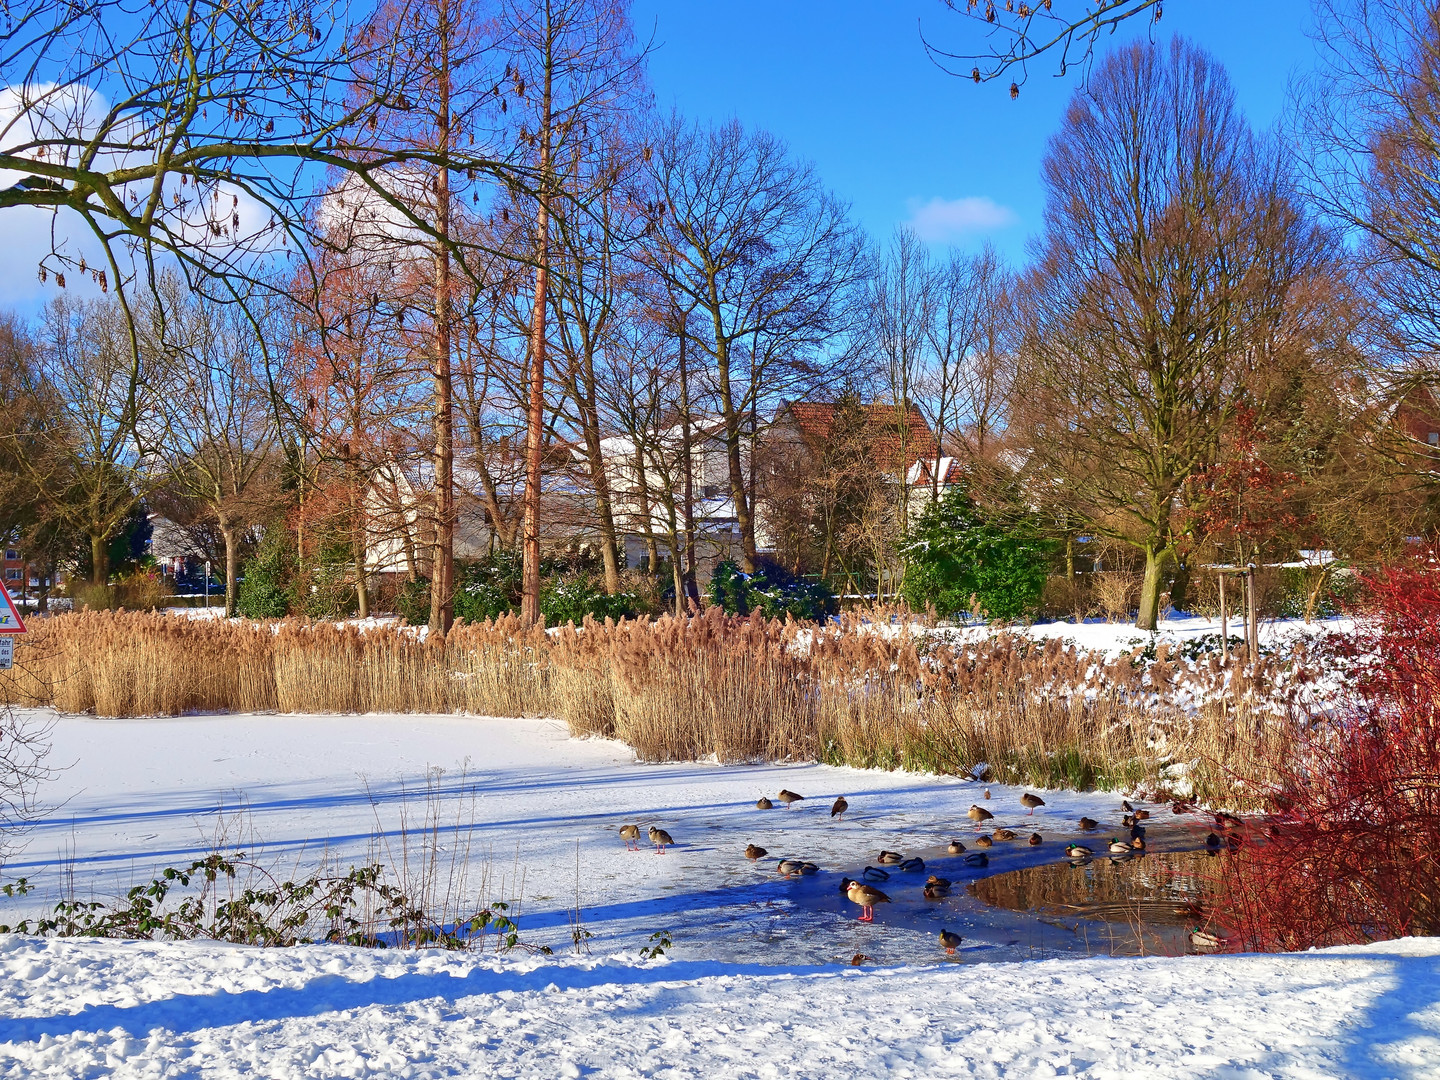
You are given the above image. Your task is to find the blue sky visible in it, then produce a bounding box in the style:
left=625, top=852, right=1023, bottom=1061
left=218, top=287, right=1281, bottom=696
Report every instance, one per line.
left=631, top=0, right=1317, bottom=263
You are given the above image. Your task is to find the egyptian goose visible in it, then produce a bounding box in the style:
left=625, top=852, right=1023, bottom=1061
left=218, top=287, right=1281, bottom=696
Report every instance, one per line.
left=974, top=834, right=993, bottom=849
left=830, top=796, right=848, bottom=820
left=619, top=824, right=641, bottom=851
left=1020, top=793, right=1045, bottom=815
left=938, top=929, right=963, bottom=954
left=1078, top=817, right=1098, bottom=831
left=845, top=880, right=891, bottom=922
left=777, top=789, right=805, bottom=808
left=649, top=826, right=674, bottom=853
left=756, top=797, right=774, bottom=810
left=968, top=804, right=994, bottom=825
left=745, top=843, right=767, bottom=860
left=1028, top=832, right=1043, bottom=846
left=993, top=828, right=1016, bottom=841
left=877, top=850, right=904, bottom=864
left=946, top=840, right=966, bottom=854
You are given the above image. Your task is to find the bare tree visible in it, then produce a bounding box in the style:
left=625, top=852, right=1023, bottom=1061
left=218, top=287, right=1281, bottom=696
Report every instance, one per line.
left=1014, top=38, right=1335, bottom=630
left=642, top=117, right=864, bottom=572
left=869, top=228, right=934, bottom=522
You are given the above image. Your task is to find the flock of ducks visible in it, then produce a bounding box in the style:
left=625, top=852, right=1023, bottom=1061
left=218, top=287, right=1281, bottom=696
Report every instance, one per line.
left=618, top=786, right=1241, bottom=957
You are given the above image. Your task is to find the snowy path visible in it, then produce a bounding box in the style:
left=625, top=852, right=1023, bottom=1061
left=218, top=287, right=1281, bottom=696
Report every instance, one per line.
left=1, top=935, right=1437, bottom=1078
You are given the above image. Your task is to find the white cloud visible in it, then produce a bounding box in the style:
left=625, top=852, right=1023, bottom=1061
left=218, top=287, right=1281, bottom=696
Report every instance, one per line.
left=905, top=195, right=1018, bottom=244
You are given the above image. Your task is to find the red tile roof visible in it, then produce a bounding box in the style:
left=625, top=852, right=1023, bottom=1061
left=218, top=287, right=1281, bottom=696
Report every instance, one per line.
left=782, top=400, right=937, bottom=472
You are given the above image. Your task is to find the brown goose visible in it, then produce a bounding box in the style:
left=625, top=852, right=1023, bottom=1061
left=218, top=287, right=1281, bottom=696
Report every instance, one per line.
left=649, top=826, right=674, bottom=853
left=968, top=804, right=994, bottom=825
left=877, top=850, right=904, bottom=865
left=777, top=789, right=805, bottom=809
left=946, top=840, right=966, bottom=854
left=938, top=929, right=963, bottom=954
left=1021, top=792, right=1046, bottom=815
left=1028, top=832, right=1043, bottom=846
left=756, top=797, right=774, bottom=810
left=1078, top=817, right=1099, bottom=831
left=619, top=824, right=641, bottom=851
left=830, top=796, right=849, bottom=820
left=974, top=834, right=993, bottom=849
left=845, top=880, right=891, bottom=922
left=745, top=843, right=768, bottom=860
left=993, top=828, right=1017, bottom=841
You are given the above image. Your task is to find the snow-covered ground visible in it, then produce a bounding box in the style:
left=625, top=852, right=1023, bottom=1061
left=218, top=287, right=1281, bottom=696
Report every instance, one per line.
left=3, top=705, right=1435, bottom=1077
left=942, top=612, right=1353, bottom=658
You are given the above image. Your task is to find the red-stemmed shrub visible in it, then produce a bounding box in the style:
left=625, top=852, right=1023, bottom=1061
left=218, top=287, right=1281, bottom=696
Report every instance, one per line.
left=1217, top=563, right=1440, bottom=950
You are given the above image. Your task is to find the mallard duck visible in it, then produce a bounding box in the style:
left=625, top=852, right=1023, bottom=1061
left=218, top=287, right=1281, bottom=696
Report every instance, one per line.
left=649, top=826, right=674, bottom=853
left=1123, top=814, right=1136, bottom=829
left=830, top=796, right=848, bottom=820
left=923, top=881, right=950, bottom=899
left=926, top=875, right=952, bottom=889
left=745, top=843, right=767, bottom=860
left=777, top=789, right=805, bottom=808
left=756, top=797, right=774, bottom=810
left=1190, top=928, right=1228, bottom=950
left=862, top=865, right=891, bottom=881
left=964, top=851, right=989, bottom=867
left=797, top=861, right=819, bottom=875
left=1133, top=809, right=1150, bottom=821
left=877, top=849, right=903, bottom=864
left=946, top=840, right=966, bottom=854
left=968, top=804, right=994, bottom=825
left=1078, top=817, right=1098, bottom=831
left=1021, top=792, right=1046, bottom=815
left=1204, top=832, right=1222, bottom=852
left=1216, top=812, right=1243, bottom=830
left=993, top=828, right=1016, bottom=841
left=846, top=880, right=891, bottom=922
left=1108, top=840, right=1133, bottom=856
left=776, top=859, right=805, bottom=877
left=984, top=788, right=992, bottom=799
left=974, top=834, right=993, bottom=849
left=899, top=857, right=925, bottom=872
left=1172, top=801, right=1194, bottom=815
left=619, top=824, right=641, bottom=851
left=1065, top=843, right=1093, bottom=858
left=938, top=929, right=963, bottom=954
left=1028, top=832, right=1043, bottom=846
left=1122, top=800, right=1135, bottom=813
left=1130, top=834, right=1146, bottom=850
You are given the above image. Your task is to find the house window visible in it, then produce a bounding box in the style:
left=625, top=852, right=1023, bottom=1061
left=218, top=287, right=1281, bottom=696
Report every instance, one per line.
left=4, top=550, right=17, bottom=561
left=5, top=569, right=19, bottom=581
left=1429, top=431, right=1439, bottom=446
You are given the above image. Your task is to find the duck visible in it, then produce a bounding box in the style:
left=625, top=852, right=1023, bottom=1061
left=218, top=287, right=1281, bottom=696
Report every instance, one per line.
left=938, top=929, right=963, bottom=954
left=974, top=834, right=993, bottom=849
left=877, top=849, right=904, bottom=864
left=649, top=826, right=674, bottom=853
left=964, top=852, right=989, bottom=867
left=845, top=880, right=891, bottom=922
left=776, top=859, right=806, bottom=877
left=862, top=865, right=891, bottom=882
left=850, top=952, right=873, bottom=966
left=1190, top=928, right=1228, bottom=950
left=1130, top=834, right=1146, bottom=851
left=1078, top=817, right=1099, bottom=831
left=777, top=789, right=805, bottom=808
left=830, top=796, right=848, bottom=820
left=968, top=804, right=994, bottom=825
left=1021, top=792, right=1046, bottom=815
left=1133, top=809, right=1150, bottom=821
left=898, top=857, right=925, bottom=873
left=1028, top=833, right=1043, bottom=846
left=619, top=824, right=641, bottom=851
left=1216, top=812, right=1244, bottom=830
left=1172, top=801, right=1194, bottom=815
left=756, top=797, right=774, bottom=810
left=923, top=881, right=950, bottom=899
left=984, top=788, right=992, bottom=800
left=993, top=828, right=1017, bottom=841
left=946, top=840, right=966, bottom=854
left=926, top=875, right=953, bottom=889
left=1204, top=832, right=1223, bottom=852
left=1122, top=800, right=1135, bottom=813
left=745, top=843, right=767, bottom=860
left=1065, top=843, right=1093, bottom=858
left=1108, top=838, right=1133, bottom=855
left=797, top=861, right=820, bottom=875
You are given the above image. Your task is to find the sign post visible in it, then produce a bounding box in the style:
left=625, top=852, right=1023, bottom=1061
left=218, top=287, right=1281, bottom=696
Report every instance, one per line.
left=0, top=579, right=27, bottom=670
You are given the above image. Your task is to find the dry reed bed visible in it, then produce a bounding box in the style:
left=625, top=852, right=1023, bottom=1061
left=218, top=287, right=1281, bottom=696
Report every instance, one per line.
left=0, top=609, right=1328, bottom=807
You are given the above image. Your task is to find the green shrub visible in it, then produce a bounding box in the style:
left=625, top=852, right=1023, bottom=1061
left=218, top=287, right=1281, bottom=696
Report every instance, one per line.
left=454, top=552, right=524, bottom=624
left=395, top=576, right=432, bottom=625
left=900, top=486, right=1055, bottom=622
left=707, top=560, right=835, bottom=621
left=541, top=575, right=639, bottom=625
left=236, top=534, right=294, bottom=619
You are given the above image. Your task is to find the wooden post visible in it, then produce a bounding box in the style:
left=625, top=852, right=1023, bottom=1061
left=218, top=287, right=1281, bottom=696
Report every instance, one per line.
left=1246, top=565, right=1259, bottom=659
left=1218, top=571, right=1228, bottom=663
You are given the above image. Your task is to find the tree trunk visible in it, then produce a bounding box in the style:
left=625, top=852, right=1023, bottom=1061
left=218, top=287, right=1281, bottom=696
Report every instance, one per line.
left=677, top=326, right=700, bottom=607
left=221, top=522, right=239, bottom=618
left=1303, top=566, right=1331, bottom=624
left=710, top=315, right=756, bottom=572
left=1065, top=535, right=1076, bottom=579
left=521, top=54, right=554, bottom=629
left=1168, top=561, right=1190, bottom=613
left=428, top=0, right=455, bottom=637
left=90, top=532, right=109, bottom=588
left=1136, top=543, right=1172, bottom=631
